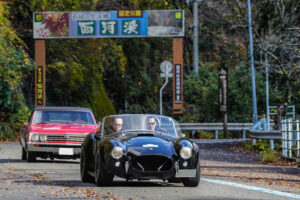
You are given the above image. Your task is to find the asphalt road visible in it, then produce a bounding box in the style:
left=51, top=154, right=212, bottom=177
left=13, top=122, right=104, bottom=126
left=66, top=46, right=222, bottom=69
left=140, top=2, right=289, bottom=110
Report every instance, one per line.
left=0, top=142, right=299, bottom=200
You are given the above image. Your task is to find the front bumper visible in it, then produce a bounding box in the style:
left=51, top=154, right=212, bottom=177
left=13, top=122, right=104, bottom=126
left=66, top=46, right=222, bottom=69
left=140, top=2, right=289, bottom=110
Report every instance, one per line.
left=27, top=143, right=81, bottom=158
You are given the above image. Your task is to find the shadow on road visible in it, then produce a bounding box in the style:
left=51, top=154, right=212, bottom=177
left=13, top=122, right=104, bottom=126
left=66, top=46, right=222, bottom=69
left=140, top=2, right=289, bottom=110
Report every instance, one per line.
left=0, top=158, right=79, bottom=164
left=15, top=179, right=183, bottom=188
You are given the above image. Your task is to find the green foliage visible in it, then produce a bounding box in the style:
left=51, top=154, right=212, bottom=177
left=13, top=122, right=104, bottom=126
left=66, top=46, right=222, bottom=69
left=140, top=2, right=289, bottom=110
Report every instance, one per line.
left=260, top=151, right=277, bottom=164
left=242, top=140, right=278, bottom=164
left=0, top=3, right=33, bottom=136
left=46, top=39, right=117, bottom=120
left=0, top=123, right=16, bottom=140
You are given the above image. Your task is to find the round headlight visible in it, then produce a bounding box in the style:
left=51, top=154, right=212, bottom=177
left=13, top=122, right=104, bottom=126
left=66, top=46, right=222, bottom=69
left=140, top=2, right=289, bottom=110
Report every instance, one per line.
left=40, top=135, right=47, bottom=142
left=180, top=147, right=192, bottom=159
left=31, top=134, right=39, bottom=141
left=111, top=146, right=123, bottom=159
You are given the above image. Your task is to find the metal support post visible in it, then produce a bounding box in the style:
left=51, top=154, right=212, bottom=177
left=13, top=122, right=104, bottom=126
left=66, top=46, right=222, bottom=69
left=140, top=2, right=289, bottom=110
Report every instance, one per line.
left=193, top=0, right=199, bottom=75
left=265, top=53, right=270, bottom=131
left=247, top=0, right=258, bottom=123
left=160, top=67, right=169, bottom=115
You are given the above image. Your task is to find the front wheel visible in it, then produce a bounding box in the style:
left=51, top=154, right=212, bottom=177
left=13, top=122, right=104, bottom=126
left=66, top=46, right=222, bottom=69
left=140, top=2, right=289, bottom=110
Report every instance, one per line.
left=94, top=151, right=113, bottom=186
left=80, top=148, right=94, bottom=183
left=182, top=160, right=201, bottom=187
left=21, top=147, right=27, bottom=160
left=26, top=148, right=36, bottom=162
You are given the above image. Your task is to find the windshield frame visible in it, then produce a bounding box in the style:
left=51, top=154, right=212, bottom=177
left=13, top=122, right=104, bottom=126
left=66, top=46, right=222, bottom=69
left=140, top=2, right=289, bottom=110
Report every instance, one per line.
left=100, top=114, right=180, bottom=138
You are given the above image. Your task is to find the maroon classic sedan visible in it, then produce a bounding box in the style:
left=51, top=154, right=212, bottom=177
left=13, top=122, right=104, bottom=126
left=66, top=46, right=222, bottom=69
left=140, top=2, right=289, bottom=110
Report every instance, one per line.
left=19, top=107, right=99, bottom=162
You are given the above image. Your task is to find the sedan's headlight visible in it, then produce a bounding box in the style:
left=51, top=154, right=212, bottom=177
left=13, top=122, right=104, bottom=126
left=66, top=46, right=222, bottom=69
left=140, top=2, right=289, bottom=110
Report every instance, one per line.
left=180, top=147, right=192, bottom=159
left=31, top=134, right=39, bottom=141
left=40, top=135, right=47, bottom=142
left=111, top=146, right=123, bottom=159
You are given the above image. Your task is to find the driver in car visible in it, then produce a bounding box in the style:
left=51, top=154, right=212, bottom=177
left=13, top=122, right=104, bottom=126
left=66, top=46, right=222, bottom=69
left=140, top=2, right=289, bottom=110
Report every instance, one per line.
left=110, top=117, right=124, bottom=135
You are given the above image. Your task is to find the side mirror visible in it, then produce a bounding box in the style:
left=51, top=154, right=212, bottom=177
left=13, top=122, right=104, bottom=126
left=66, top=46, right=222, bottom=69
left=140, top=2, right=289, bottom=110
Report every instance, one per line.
left=94, top=134, right=101, bottom=140
left=97, top=121, right=102, bottom=128
left=94, top=130, right=102, bottom=140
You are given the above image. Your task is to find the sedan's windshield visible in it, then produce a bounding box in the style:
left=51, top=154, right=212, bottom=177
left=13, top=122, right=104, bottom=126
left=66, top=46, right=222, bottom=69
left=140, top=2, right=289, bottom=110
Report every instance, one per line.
left=102, top=114, right=179, bottom=137
left=32, top=110, right=95, bottom=125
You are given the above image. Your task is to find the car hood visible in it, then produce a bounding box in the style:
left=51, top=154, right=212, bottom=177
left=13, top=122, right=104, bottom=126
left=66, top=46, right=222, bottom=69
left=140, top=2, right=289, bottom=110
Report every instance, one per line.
left=124, top=136, right=176, bottom=157
left=30, top=124, right=97, bottom=134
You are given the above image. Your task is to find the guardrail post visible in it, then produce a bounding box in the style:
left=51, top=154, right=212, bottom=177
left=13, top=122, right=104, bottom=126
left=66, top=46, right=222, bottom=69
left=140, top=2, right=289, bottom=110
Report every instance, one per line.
left=242, top=130, right=246, bottom=139
left=191, top=130, right=195, bottom=138
left=288, top=118, right=293, bottom=158
left=269, top=140, right=274, bottom=150
left=282, top=119, right=287, bottom=158
left=215, top=130, right=218, bottom=139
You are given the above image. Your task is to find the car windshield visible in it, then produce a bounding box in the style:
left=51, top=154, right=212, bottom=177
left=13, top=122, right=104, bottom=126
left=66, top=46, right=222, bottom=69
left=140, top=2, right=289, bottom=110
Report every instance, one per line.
left=32, top=110, right=95, bottom=125
left=102, top=114, right=180, bottom=138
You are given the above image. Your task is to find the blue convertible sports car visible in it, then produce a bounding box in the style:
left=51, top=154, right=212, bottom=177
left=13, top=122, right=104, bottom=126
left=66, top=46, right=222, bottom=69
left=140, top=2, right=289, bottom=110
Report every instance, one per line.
left=80, top=114, right=201, bottom=187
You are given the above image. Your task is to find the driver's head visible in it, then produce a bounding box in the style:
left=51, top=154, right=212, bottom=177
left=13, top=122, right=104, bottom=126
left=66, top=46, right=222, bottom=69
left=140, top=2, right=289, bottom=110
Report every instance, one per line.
left=111, top=117, right=123, bottom=132
left=147, top=117, right=157, bottom=131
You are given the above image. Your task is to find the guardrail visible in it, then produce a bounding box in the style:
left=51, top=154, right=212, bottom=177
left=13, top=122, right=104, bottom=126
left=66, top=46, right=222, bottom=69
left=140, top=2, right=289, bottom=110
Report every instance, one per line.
left=179, top=123, right=253, bottom=139
left=247, top=118, right=281, bottom=149
left=248, top=118, right=281, bottom=140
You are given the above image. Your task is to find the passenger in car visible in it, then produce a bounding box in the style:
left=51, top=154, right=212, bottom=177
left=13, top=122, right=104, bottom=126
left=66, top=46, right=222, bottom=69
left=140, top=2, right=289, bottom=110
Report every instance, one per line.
left=147, top=116, right=168, bottom=134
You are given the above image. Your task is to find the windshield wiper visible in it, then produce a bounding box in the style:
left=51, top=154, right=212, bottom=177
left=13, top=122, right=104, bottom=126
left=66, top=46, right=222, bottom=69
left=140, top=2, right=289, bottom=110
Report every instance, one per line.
left=37, top=121, right=50, bottom=124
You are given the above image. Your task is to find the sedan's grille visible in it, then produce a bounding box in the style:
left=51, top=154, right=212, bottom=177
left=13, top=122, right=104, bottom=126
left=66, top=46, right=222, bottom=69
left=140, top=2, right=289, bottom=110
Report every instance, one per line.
left=132, top=155, right=172, bottom=172
left=46, top=134, right=86, bottom=143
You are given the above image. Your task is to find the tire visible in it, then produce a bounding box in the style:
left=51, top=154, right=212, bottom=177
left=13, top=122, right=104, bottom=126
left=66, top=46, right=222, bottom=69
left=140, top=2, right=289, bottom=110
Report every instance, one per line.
left=26, top=149, right=36, bottom=162
left=94, top=151, right=113, bottom=186
left=182, top=160, right=201, bottom=187
left=80, top=149, right=94, bottom=183
left=21, top=147, right=27, bottom=160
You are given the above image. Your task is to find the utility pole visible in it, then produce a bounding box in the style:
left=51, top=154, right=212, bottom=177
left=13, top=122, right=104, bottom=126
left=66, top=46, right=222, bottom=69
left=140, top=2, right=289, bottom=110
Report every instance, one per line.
left=187, top=0, right=203, bottom=75
left=247, top=0, right=258, bottom=123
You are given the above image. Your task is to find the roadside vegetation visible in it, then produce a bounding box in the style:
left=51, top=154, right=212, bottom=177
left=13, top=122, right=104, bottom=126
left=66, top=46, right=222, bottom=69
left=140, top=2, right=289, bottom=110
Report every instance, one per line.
left=233, top=140, right=297, bottom=166
left=0, top=0, right=299, bottom=139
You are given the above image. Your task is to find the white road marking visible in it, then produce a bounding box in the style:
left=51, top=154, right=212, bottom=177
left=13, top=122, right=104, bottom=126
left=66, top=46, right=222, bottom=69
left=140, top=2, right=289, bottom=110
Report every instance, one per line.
left=201, top=178, right=300, bottom=199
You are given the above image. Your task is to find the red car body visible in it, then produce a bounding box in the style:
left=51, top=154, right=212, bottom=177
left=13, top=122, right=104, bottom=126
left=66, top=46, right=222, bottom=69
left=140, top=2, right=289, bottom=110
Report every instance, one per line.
left=19, top=107, right=99, bottom=162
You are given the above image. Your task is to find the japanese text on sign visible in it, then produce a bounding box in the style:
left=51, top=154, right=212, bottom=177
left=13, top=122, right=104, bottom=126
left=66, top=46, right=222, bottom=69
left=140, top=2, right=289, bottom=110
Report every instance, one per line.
left=219, top=67, right=228, bottom=112
left=36, top=66, right=44, bottom=106
left=118, top=10, right=143, bottom=18
left=33, top=10, right=184, bottom=38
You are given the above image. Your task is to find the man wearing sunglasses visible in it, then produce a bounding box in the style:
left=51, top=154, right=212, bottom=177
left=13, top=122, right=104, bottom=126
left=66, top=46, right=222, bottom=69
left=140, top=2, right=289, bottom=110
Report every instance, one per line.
left=110, top=117, right=123, bottom=133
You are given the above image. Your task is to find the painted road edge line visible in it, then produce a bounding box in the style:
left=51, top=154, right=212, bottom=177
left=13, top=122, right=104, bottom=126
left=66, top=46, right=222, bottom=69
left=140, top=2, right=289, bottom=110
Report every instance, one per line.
left=201, top=178, right=300, bottom=199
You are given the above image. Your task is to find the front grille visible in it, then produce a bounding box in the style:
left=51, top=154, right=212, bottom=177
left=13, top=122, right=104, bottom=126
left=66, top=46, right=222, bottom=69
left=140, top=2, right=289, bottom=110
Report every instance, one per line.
left=46, top=134, right=86, bottom=143
left=132, top=155, right=172, bottom=172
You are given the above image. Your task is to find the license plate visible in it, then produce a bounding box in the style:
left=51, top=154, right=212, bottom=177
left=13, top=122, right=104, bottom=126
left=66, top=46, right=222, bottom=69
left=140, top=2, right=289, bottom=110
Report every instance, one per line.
left=59, top=148, right=73, bottom=155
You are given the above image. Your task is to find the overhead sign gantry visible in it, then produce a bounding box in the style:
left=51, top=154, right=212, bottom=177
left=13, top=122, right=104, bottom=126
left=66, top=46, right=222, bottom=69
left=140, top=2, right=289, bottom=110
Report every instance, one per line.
left=33, top=10, right=185, bottom=113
